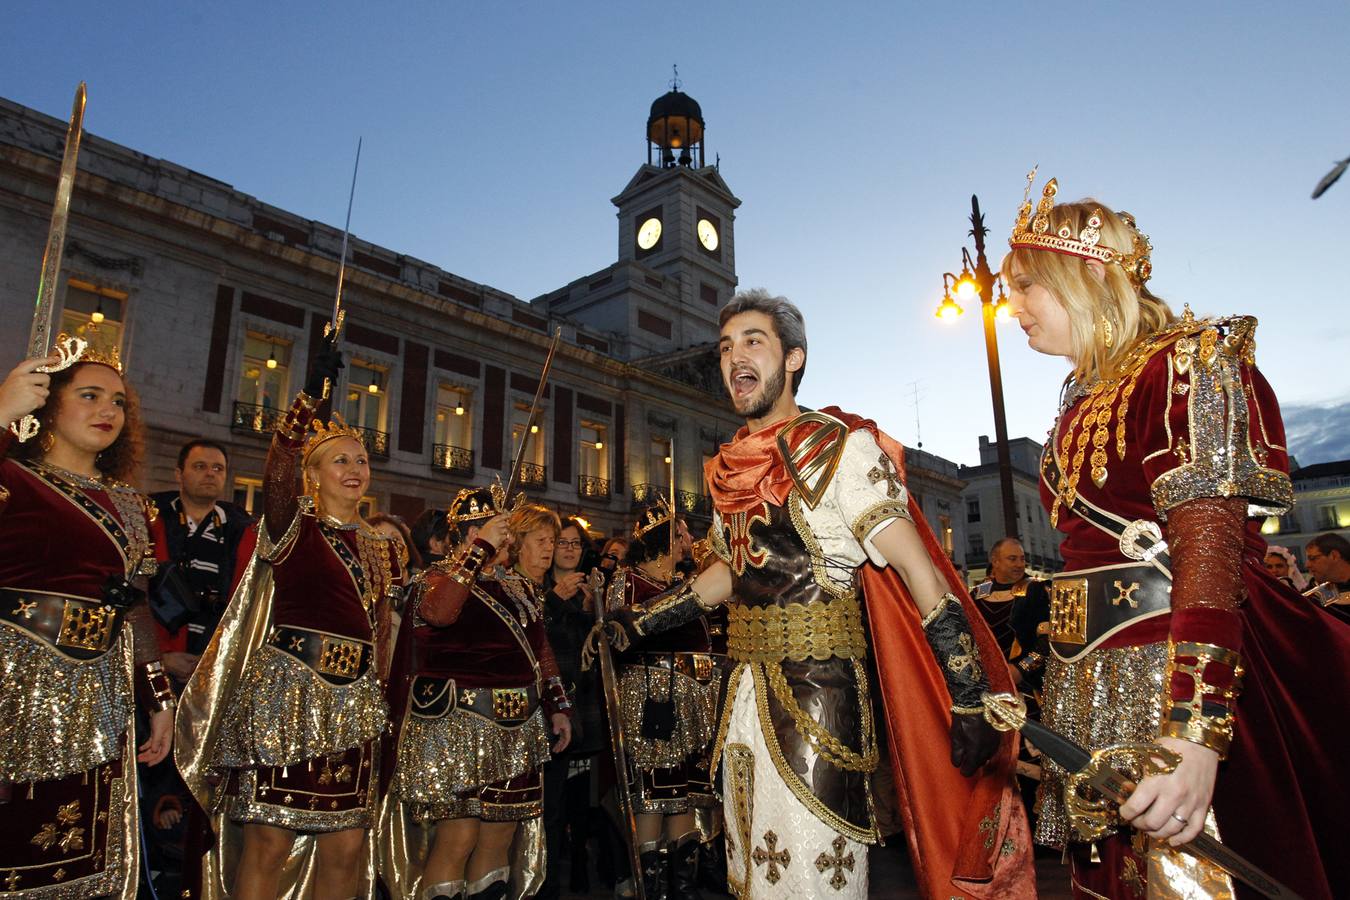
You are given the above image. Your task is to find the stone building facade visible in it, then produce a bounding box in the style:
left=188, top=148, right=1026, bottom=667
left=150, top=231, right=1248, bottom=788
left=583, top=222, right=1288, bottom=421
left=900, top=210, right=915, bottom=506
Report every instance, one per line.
left=1257, top=458, right=1350, bottom=566
left=0, top=90, right=746, bottom=538
left=959, top=434, right=1064, bottom=578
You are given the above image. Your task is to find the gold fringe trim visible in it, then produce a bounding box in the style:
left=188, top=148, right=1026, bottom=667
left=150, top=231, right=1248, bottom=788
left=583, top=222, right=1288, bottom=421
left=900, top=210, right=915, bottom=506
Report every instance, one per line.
left=214, top=645, right=387, bottom=769
left=394, top=705, right=550, bottom=804
left=0, top=623, right=131, bottom=782
left=619, top=665, right=717, bottom=769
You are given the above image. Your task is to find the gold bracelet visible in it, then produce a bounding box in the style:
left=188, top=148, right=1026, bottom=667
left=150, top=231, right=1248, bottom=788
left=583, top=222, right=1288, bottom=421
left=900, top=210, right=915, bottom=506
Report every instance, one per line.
left=1160, top=641, right=1242, bottom=758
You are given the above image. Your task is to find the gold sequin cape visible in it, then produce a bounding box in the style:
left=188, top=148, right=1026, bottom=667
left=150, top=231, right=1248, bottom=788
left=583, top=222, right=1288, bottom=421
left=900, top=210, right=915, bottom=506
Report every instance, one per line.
left=174, top=521, right=379, bottom=899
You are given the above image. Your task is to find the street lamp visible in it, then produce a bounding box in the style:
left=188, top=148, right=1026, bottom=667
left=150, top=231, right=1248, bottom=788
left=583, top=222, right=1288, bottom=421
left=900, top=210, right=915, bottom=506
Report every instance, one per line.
left=935, top=194, right=1019, bottom=541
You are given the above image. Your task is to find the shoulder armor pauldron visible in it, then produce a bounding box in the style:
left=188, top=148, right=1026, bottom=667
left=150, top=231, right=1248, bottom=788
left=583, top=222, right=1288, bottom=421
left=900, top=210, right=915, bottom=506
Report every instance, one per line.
left=776, top=410, right=848, bottom=510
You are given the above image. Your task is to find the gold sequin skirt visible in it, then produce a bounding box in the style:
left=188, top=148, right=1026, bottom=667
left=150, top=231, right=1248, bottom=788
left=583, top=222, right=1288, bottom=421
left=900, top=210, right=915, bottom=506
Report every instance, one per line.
left=214, top=645, right=388, bottom=770
left=0, top=622, right=131, bottom=783
left=393, top=703, right=550, bottom=807
left=1036, top=641, right=1168, bottom=848
left=619, top=663, right=716, bottom=770
left=226, top=741, right=376, bottom=833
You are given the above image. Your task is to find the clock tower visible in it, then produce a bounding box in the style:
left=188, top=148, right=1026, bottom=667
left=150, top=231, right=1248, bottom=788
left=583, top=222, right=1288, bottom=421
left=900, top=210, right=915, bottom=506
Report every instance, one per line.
left=537, top=84, right=740, bottom=358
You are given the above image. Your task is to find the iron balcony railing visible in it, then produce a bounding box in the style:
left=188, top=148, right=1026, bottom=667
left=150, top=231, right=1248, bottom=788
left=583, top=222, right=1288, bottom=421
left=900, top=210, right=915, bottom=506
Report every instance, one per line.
left=578, top=474, right=611, bottom=499
left=431, top=444, right=474, bottom=475
left=676, top=489, right=711, bottom=517
left=631, top=483, right=663, bottom=506
left=231, top=401, right=284, bottom=436
left=519, top=461, right=546, bottom=489
left=351, top=424, right=390, bottom=459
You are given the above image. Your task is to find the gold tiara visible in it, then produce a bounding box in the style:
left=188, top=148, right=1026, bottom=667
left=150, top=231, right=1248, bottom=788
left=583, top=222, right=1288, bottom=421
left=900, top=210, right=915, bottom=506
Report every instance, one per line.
left=302, top=411, right=366, bottom=466
left=49, top=333, right=122, bottom=374
left=632, top=495, right=675, bottom=541
left=1009, top=168, right=1153, bottom=286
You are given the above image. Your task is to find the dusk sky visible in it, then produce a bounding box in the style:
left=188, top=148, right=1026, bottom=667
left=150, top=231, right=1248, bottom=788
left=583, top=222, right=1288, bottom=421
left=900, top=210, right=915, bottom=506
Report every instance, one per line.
left=5, top=1, right=1349, bottom=466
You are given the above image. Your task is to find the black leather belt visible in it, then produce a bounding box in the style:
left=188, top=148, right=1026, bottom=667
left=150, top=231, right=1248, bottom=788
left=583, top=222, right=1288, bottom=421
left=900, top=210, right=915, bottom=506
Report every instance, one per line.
left=634, top=651, right=722, bottom=683
left=1050, top=564, right=1172, bottom=661
left=0, top=587, right=127, bottom=660
left=268, top=624, right=372, bottom=686
left=408, top=676, right=539, bottom=726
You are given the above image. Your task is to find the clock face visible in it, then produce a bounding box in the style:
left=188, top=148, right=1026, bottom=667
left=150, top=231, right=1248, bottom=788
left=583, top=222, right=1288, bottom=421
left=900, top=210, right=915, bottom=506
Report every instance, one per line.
left=636, top=217, right=663, bottom=250
left=697, top=218, right=719, bottom=251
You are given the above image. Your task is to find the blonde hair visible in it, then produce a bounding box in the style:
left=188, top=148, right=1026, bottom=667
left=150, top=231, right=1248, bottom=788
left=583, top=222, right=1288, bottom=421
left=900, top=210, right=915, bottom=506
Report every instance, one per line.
left=507, top=503, right=561, bottom=565
left=1002, top=199, right=1173, bottom=383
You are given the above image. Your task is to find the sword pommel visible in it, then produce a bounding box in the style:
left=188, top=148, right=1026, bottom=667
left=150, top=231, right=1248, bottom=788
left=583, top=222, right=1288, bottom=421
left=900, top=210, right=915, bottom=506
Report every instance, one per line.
left=981, top=691, right=1028, bottom=733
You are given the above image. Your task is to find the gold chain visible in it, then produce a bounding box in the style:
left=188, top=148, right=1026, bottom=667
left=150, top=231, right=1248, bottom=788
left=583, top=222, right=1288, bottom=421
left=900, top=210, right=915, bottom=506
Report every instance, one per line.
left=353, top=529, right=394, bottom=626
left=763, top=660, right=878, bottom=772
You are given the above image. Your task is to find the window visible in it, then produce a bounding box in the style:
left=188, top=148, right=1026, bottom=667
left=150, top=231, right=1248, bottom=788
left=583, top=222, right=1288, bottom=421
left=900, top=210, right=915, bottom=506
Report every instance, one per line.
left=61, top=280, right=126, bottom=360
left=968, top=533, right=985, bottom=557
left=510, top=402, right=546, bottom=467
left=579, top=421, right=609, bottom=480
left=237, top=334, right=291, bottom=410
left=434, top=383, right=472, bottom=449
left=966, top=498, right=981, bottom=523
left=1315, top=503, right=1350, bottom=530
left=650, top=436, right=673, bottom=492
left=233, top=477, right=264, bottom=516
left=344, top=359, right=387, bottom=432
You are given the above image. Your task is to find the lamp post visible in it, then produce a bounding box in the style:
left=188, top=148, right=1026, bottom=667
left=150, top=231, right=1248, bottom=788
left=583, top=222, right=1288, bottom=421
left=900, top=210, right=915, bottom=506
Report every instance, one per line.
left=936, top=194, right=1019, bottom=542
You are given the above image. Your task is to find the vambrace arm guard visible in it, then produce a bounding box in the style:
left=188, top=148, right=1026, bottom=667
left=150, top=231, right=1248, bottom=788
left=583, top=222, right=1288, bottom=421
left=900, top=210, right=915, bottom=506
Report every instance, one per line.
left=628, top=580, right=710, bottom=640
left=137, top=660, right=177, bottom=713
left=921, top=592, right=991, bottom=714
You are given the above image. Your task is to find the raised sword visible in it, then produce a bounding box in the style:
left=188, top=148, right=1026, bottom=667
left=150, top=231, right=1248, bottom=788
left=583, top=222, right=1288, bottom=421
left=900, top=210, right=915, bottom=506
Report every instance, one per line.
left=13, top=82, right=90, bottom=441
left=501, top=328, right=562, bottom=500
left=980, top=692, right=1303, bottom=900
left=320, top=137, right=362, bottom=399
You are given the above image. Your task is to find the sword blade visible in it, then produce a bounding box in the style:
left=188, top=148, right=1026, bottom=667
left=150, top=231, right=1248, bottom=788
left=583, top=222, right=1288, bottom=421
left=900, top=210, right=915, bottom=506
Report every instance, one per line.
left=1012, top=709, right=1303, bottom=900
left=502, top=328, right=562, bottom=500
left=29, top=82, right=87, bottom=357
left=590, top=571, right=647, bottom=900
left=330, top=136, right=362, bottom=329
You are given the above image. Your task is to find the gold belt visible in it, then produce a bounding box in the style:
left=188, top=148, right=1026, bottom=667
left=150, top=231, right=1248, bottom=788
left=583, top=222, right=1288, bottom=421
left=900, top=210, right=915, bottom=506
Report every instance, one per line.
left=727, top=597, right=868, bottom=663
left=0, top=587, right=126, bottom=660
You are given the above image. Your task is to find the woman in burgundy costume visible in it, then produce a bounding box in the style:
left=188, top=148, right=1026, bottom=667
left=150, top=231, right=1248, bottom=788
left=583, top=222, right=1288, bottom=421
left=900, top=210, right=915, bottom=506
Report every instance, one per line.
left=385, top=491, right=572, bottom=900
left=0, top=345, right=174, bottom=899
left=177, top=337, right=403, bottom=899
left=1003, top=173, right=1347, bottom=899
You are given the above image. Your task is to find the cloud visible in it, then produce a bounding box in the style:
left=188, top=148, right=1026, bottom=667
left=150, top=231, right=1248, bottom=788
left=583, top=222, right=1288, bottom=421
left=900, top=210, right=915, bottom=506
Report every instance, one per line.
left=1281, top=401, right=1350, bottom=467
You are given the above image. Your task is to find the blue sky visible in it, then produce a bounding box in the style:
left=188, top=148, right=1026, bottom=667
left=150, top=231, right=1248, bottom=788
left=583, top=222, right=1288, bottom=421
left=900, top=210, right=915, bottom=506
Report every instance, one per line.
left=5, top=1, right=1349, bottom=465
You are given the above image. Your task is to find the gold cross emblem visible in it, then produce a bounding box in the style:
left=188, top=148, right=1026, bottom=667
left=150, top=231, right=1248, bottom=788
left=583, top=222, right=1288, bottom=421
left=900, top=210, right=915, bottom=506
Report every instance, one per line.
left=289, top=636, right=306, bottom=652
left=752, top=830, right=791, bottom=884
left=422, top=682, right=438, bottom=698
left=4, top=871, right=19, bottom=891
left=813, top=835, right=855, bottom=890
left=866, top=453, right=904, bottom=499
left=459, top=689, right=478, bottom=705
left=11, top=598, right=36, bottom=618
left=946, top=633, right=983, bottom=681
left=1111, top=580, right=1141, bottom=608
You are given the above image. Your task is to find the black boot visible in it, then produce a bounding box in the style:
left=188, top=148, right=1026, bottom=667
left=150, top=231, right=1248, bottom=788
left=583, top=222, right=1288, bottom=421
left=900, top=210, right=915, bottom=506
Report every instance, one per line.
left=639, top=841, right=669, bottom=900
left=424, top=881, right=466, bottom=900
left=696, top=834, right=727, bottom=893
left=667, top=833, right=704, bottom=900
left=466, top=867, right=510, bottom=900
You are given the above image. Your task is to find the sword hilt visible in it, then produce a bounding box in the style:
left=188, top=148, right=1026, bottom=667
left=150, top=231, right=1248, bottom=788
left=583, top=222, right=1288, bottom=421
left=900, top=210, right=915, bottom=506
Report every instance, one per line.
left=10, top=336, right=88, bottom=442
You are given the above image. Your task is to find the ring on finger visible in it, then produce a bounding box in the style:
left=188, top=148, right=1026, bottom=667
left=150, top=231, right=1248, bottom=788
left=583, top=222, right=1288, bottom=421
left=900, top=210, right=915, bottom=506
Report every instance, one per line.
left=1171, top=812, right=1188, bottom=826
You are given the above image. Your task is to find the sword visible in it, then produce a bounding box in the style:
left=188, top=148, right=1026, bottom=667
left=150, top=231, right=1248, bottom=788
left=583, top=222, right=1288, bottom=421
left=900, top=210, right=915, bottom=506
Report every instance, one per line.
left=12, top=82, right=90, bottom=442
left=501, top=328, right=562, bottom=500
left=321, top=137, right=362, bottom=400
left=981, top=693, right=1303, bottom=900
left=588, top=569, right=647, bottom=900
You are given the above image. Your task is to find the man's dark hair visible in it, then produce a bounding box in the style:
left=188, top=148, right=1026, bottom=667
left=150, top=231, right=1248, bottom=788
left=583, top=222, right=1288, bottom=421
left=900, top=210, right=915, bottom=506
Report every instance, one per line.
left=411, top=507, right=450, bottom=558
left=718, top=288, right=808, bottom=393
left=177, top=438, right=230, bottom=469
left=990, top=537, right=1024, bottom=557
left=1308, top=532, right=1350, bottom=561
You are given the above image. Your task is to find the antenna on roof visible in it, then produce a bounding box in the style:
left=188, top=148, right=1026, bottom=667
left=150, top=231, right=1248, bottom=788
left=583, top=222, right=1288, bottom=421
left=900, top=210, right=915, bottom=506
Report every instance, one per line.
left=908, top=380, right=924, bottom=449
left=670, top=64, right=681, bottom=91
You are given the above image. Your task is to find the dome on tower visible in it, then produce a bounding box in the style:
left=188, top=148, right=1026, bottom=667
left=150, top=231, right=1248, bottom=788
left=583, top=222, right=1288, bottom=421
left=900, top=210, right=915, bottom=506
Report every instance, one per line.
left=647, top=89, right=704, bottom=167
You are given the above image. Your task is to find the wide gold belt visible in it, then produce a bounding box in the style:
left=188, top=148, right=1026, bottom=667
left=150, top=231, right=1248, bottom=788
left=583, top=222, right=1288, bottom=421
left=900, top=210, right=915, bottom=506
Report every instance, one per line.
left=0, top=587, right=127, bottom=660
left=727, top=597, right=868, bottom=663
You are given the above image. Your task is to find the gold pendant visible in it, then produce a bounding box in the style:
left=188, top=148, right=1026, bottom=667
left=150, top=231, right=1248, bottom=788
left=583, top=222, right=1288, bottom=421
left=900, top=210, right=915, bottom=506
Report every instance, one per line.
left=1091, top=466, right=1108, bottom=489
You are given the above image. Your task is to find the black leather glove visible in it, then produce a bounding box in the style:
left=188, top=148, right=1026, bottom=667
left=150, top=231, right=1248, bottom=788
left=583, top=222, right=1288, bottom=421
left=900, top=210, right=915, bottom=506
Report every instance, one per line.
left=950, top=711, right=1000, bottom=777
left=303, top=331, right=344, bottom=397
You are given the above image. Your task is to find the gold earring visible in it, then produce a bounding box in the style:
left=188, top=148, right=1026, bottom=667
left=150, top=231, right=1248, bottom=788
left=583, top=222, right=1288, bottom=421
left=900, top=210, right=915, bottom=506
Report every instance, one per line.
left=39, top=430, right=55, bottom=454
left=1100, top=315, right=1114, bottom=349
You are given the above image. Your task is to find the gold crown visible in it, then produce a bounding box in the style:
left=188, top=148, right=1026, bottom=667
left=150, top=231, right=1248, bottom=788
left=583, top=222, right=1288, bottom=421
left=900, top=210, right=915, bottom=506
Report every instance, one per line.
left=302, top=411, right=366, bottom=466
left=1009, top=168, right=1153, bottom=286
left=448, top=478, right=524, bottom=529
left=49, top=333, right=122, bottom=374
left=632, top=495, right=675, bottom=541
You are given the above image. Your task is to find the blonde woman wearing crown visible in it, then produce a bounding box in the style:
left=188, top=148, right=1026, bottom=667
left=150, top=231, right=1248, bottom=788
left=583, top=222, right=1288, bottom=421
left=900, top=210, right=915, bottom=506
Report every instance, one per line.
left=0, top=348, right=174, bottom=900
left=1002, top=174, right=1346, bottom=899
left=177, top=334, right=404, bottom=900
